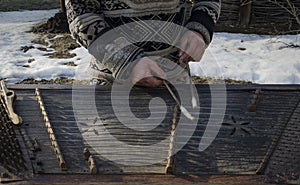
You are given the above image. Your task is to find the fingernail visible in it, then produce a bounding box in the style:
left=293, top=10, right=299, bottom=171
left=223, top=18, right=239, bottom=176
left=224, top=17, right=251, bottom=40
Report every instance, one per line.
left=179, top=56, right=184, bottom=62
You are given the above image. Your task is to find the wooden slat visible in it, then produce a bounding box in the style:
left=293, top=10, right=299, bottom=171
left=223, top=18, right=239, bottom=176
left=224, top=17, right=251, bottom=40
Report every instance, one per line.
left=173, top=90, right=300, bottom=174
left=10, top=85, right=300, bottom=177
left=266, top=97, right=300, bottom=181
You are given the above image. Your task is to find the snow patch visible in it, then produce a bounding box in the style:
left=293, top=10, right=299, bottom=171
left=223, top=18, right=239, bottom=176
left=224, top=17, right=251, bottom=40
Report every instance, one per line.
left=191, top=33, right=300, bottom=84
left=0, top=10, right=300, bottom=84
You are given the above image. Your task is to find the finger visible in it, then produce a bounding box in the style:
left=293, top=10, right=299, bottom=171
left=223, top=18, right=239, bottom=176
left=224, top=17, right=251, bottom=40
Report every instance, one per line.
left=131, top=70, right=152, bottom=85
left=194, top=50, right=204, bottom=61
left=150, top=62, right=166, bottom=80
left=194, top=36, right=206, bottom=61
left=135, top=78, right=148, bottom=87
left=180, top=41, right=196, bottom=62
left=136, top=77, right=163, bottom=88
left=192, top=44, right=205, bottom=61
left=187, top=40, right=199, bottom=61
left=146, top=77, right=163, bottom=87
left=179, top=52, right=190, bottom=62
left=179, top=35, right=188, bottom=56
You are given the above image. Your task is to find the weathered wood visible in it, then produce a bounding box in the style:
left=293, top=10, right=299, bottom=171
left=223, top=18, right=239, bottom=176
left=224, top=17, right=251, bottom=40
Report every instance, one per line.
left=165, top=105, right=179, bottom=175
left=239, top=0, right=252, bottom=25
left=265, top=98, right=300, bottom=181
left=8, top=85, right=300, bottom=182
left=60, top=0, right=66, bottom=13
left=0, top=97, right=26, bottom=173
left=173, top=88, right=298, bottom=175
left=35, top=89, right=67, bottom=171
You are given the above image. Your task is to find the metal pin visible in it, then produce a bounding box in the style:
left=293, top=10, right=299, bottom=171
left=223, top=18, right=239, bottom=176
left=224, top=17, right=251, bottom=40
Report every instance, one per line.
left=83, top=148, right=91, bottom=161
left=35, top=88, right=67, bottom=171
left=88, top=155, right=97, bottom=174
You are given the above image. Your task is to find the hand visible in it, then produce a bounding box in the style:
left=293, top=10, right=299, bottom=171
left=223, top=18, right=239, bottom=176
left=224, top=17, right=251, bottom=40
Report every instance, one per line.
left=131, top=57, right=166, bottom=88
left=179, top=31, right=206, bottom=63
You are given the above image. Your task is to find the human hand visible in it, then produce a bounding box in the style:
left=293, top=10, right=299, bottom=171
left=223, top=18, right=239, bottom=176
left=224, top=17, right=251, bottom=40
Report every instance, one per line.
left=179, top=31, right=206, bottom=63
left=131, top=57, right=166, bottom=87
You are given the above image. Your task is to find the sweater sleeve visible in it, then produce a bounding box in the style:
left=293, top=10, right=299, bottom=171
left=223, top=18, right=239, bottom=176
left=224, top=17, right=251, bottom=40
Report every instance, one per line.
left=65, top=0, right=143, bottom=78
left=185, top=0, right=221, bottom=46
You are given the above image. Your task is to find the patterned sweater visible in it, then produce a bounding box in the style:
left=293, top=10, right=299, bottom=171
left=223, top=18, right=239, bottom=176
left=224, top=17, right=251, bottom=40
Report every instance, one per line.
left=65, top=0, right=221, bottom=79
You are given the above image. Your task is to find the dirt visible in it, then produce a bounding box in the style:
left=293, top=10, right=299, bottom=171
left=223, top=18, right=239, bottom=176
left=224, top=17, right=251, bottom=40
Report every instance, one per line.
left=47, top=34, right=79, bottom=58
left=191, top=76, right=253, bottom=84
left=31, top=12, right=70, bottom=34
left=16, top=12, right=83, bottom=84
left=18, top=77, right=75, bottom=84
left=29, top=11, right=80, bottom=59
left=64, top=61, right=77, bottom=67
left=31, top=37, right=48, bottom=46
left=26, top=182, right=272, bottom=185
left=17, top=12, right=254, bottom=85
left=17, top=76, right=252, bottom=85
left=29, top=32, right=80, bottom=59
left=17, top=32, right=80, bottom=83
left=19, top=32, right=252, bottom=85
left=19, top=30, right=252, bottom=85
left=215, top=23, right=300, bottom=35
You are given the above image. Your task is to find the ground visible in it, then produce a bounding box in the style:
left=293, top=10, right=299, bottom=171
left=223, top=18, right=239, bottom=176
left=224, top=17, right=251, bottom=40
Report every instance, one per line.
left=18, top=22, right=254, bottom=85
left=1, top=10, right=300, bottom=85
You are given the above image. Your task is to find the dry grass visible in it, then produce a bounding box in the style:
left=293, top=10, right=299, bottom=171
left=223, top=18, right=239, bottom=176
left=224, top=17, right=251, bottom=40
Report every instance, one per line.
left=192, top=76, right=253, bottom=84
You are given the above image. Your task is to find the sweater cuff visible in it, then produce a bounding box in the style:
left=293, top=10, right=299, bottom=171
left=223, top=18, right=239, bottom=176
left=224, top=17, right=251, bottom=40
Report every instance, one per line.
left=186, top=10, right=215, bottom=45
left=114, top=46, right=144, bottom=79
left=88, top=36, right=143, bottom=79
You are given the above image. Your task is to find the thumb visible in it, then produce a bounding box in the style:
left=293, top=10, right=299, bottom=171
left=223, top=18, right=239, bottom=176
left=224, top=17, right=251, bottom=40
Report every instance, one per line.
left=179, top=33, right=188, bottom=55
left=150, top=62, right=166, bottom=80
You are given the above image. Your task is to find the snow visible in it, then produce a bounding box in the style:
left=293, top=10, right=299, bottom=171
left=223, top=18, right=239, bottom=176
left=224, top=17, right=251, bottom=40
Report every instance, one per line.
left=0, top=10, right=300, bottom=84
left=191, top=33, right=300, bottom=83
left=0, top=9, right=91, bottom=84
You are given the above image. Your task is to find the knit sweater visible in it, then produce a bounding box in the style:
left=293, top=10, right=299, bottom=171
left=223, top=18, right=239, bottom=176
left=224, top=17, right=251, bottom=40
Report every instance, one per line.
left=65, top=0, right=221, bottom=79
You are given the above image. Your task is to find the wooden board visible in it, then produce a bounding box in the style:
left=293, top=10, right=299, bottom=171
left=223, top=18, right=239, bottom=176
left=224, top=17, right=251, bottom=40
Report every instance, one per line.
left=3, top=85, right=300, bottom=178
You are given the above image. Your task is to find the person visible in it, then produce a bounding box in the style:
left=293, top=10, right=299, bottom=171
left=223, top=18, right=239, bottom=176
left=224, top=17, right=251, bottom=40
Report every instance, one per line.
left=65, top=0, right=221, bottom=87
